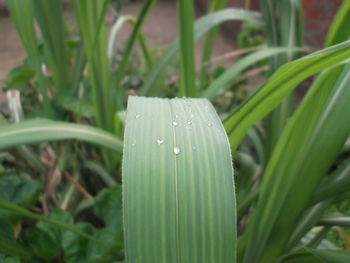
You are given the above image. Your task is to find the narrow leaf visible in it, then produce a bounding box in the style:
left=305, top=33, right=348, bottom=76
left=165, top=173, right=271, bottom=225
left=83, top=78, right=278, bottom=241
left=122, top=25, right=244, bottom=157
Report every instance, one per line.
left=224, top=40, right=350, bottom=151
left=0, top=119, right=123, bottom=152
left=139, top=8, right=263, bottom=96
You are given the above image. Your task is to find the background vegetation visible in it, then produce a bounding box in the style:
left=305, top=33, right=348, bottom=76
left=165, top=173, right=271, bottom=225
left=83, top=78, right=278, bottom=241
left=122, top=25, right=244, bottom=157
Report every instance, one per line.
left=0, top=0, right=350, bottom=262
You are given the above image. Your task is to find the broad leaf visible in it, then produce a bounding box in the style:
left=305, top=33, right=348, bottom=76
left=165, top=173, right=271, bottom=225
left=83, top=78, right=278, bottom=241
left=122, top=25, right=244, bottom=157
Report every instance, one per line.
left=0, top=175, right=41, bottom=223
left=123, top=96, right=236, bottom=262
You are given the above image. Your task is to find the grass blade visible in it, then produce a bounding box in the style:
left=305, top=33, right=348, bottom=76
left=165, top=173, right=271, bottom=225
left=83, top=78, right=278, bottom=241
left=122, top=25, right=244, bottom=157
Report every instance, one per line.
left=74, top=0, right=113, bottom=132
left=114, top=0, right=156, bottom=108
left=177, top=0, right=196, bottom=97
left=31, top=0, right=70, bottom=93
left=0, top=119, right=123, bottom=153
left=200, top=0, right=228, bottom=88
left=123, top=96, right=236, bottom=262
left=264, top=0, right=304, bottom=158
left=139, top=8, right=263, bottom=96
left=202, top=47, right=300, bottom=100
left=242, top=63, right=350, bottom=263
left=325, top=0, right=350, bottom=47
left=6, top=0, right=52, bottom=116
left=282, top=248, right=350, bottom=263
left=224, top=40, right=350, bottom=152
left=0, top=198, right=103, bottom=245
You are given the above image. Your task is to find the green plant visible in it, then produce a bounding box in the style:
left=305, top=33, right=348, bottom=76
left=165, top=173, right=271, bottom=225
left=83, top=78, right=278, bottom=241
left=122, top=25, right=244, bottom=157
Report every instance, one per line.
left=1, top=0, right=350, bottom=262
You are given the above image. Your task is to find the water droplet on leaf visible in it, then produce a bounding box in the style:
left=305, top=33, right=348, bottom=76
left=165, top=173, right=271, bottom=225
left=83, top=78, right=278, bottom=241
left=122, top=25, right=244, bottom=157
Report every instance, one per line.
left=174, top=147, right=180, bottom=155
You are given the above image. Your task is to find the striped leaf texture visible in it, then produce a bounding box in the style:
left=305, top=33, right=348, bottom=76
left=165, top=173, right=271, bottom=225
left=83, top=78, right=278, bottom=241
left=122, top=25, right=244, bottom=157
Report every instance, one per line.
left=123, top=96, right=236, bottom=263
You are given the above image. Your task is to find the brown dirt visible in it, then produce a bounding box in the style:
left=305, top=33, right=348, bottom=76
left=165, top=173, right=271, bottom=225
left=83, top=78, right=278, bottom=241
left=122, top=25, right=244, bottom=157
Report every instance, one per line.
left=0, top=17, right=26, bottom=82
left=0, top=1, right=235, bottom=83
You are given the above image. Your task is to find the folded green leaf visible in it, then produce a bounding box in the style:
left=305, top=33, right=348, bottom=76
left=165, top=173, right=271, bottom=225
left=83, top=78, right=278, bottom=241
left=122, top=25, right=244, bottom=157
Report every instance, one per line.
left=123, top=96, right=236, bottom=262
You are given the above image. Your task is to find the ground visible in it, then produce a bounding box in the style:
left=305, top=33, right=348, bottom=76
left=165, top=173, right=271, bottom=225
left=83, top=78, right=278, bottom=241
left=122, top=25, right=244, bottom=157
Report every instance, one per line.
left=0, top=1, right=234, bottom=82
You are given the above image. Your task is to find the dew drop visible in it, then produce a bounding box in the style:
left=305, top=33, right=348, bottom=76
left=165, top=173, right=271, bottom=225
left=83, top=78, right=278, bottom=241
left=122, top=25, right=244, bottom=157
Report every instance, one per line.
left=135, top=113, right=141, bottom=119
left=172, top=121, right=178, bottom=126
left=207, top=122, right=213, bottom=127
left=187, top=120, right=192, bottom=125
left=175, top=114, right=179, bottom=119
left=156, top=139, right=164, bottom=145
left=174, top=147, right=180, bottom=155
left=192, top=146, right=196, bottom=151
left=131, top=139, right=136, bottom=147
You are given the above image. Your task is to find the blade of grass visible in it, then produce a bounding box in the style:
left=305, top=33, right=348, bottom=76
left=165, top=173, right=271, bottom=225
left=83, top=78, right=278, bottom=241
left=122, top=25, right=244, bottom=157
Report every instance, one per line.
left=319, top=217, right=350, bottom=227
left=74, top=0, right=113, bottom=132
left=264, top=0, right=304, bottom=158
left=0, top=237, right=32, bottom=259
left=200, top=0, right=227, bottom=88
left=242, top=63, right=350, bottom=263
left=224, top=40, right=350, bottom=152
left=202, top=47, right=300, bottom=100
left=123, top=96, right=236, bottom=262
left=0, top=198, right=103, bottom=245
left=31, top=0, right=70, bottom=93
left=310, top=159, right=350, bottom=205
left=113, top=0, right=156, bottom=109
left=177, top=0, right=196, bottom=97
left=0, top=119, right=123, bottom=153
left=325, top=0, right=350, bottom=47
left=6, top=0, right=52, bottom=116
left=139, top=8, right=263, bottom=96
left=281, top=248, right=350, bottom=263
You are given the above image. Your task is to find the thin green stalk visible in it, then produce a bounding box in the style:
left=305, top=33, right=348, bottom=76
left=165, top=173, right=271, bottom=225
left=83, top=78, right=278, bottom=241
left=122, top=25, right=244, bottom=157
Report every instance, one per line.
left=31, top=0, right=71, bottom=93
left=200, top=0, right=227, bottom=88
left=6, top=0, right=52, bottom=117
left=113, top=0, right=157, bottom=110
left=0, top=198, right=104, bottom=245
left=263, top=0, right=304, bottom=158
left=74, top=0, right=112, bottom=132
left=177, top=0, right=196, bottom=97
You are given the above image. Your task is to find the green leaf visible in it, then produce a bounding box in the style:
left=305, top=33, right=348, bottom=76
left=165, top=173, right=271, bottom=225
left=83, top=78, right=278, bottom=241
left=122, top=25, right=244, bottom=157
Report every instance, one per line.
left=63, top=185, right=123, bottom=263
left=202, top=47, right=300, bottom=100
left=21, top=209, right=73, bottom=261
left=6, top=0, right=52, bottom=116
left=140, top=8, right=263, bottom=96
left=123, top=96, right=236, bottom=262
left=74, top=0, right=113, bottom=132
left=325, top=0, right=350, bottom=47
left=0, top=220, right=32, bottom=259
left=0, top=119, right=123, bottom=153
left=0, top=198, right=103, bottom=245
left=177, top=0, right=196, bottom=97
left=0, top=255, right=21, bottom=263
left=281, top=248, right=350, bottom=263
left=242, top=63, right=350, bottom=262
left=0, top=175, right=41, bottom=223
left=224, top=40, right=350, bottom=152
left=114, top=0, right=156, bottom=107
left=6, top=64, right=35, bottom=85
left=31, top=0, right=71, bottom=93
